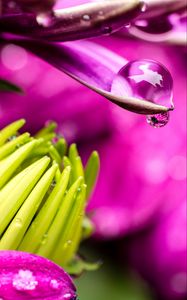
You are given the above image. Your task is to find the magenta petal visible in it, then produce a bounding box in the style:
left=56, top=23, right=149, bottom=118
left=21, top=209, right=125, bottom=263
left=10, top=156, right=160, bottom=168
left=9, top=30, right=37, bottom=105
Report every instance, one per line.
left=141, top=0, right=186, bottom=19
left=0, top=251, right=77, bottom=300
left=126, top=0, right=187, bottom=45
left=8, top=38, right=169, bottom=115
left=2, top=0, right=56, bottom=14
left=129, top=196, right=187, bottom=300
left=0, top=1, right=143, bottom=41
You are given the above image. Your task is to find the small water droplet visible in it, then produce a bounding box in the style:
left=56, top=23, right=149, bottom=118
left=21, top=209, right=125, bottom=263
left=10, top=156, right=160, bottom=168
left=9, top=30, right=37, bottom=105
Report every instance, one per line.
left=82, top=14, right=91, bottom=21
left=101, top=26, right=112, bottom=35
left=125, top=23, right=131, bottom=28
left=141, top=2, right=147, bottom=12
left=36, top=13, right=53, bottom=27
left=12, top=269, right=38, bottom=291
left=40, top=233, right=48, bottom=245
left=15, top=218, right=23, bottom=227
left=50, top=279, right=61, bottom=290
left=63, top=293, right=73, bottom=299
left=111, top=59, right=173, bottom=128
left=8, top=135, right=17, bottom=141
left=64, top=240, right=72, bottom=249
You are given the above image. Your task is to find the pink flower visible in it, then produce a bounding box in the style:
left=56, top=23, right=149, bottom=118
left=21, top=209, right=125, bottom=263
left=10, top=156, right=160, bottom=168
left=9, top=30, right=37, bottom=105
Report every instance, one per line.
left=128, top=190, right=186, bottom=300
left=0, top=250, right=77, bottom=300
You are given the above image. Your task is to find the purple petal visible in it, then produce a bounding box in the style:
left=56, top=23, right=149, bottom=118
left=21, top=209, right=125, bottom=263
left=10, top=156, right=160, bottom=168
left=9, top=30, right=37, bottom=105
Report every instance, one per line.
left=0, top=1, right=143, bottom=41
left=126, top=0, right=187, bottom=45
left=129, top=195, right=187, bottom=299
left=141, top=0, right=186, bottom=19
left=6, top=37, right=169, bottom=115
left=128, top=13, right=187, bottom=45
left=1, top=0, right=56, bottom=14
left=0, top=250, right=77, bottom=300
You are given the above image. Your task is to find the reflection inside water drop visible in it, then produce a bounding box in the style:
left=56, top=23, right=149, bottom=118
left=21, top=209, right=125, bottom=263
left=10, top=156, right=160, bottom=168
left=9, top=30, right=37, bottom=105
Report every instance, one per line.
left=111, top=59, right=174, bottom=128
left=146, top=112, right=169, bottom=128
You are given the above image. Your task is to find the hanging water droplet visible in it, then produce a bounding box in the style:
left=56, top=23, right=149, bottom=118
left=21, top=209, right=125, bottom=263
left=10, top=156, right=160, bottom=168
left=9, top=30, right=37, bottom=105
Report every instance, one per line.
left=146, top=112, right=169, bottom=128
left=111, top=59, right=173, bottom=128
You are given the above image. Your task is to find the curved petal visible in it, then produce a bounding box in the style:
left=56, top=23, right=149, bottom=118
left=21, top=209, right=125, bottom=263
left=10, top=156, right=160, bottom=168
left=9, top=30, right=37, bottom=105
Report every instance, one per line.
left=0, top=0, right=143, bottom=41
left=128, top=25, right=187, bottom=45
left=0, top=250, right=77, bottom=299
left=7, top=38, right=169, bottom=115
left=125, top=0, right=187, bottom=45
left=141, top=0, right=186, bottom=19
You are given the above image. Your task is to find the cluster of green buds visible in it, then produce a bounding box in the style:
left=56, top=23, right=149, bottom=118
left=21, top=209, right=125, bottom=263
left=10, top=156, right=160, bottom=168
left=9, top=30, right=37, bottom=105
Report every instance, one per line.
left=0, top=119, right=99, bottom=271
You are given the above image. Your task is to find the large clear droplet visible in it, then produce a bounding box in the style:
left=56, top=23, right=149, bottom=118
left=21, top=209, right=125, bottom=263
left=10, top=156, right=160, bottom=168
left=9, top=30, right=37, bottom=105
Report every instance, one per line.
left=111, top=59, right=173, bottom=128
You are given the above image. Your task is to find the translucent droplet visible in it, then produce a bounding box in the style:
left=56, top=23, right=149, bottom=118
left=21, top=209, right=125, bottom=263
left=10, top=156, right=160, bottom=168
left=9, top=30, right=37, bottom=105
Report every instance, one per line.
left=82, top=14, right=91, bottom=21
left=50, top=279, right=61, bottom=290
left=12, top=269, right=38, bottom=291
left=111, top=59, right=173, bottom=128
left=14, top=218, right=23, bottom=227
left=40, top=233, right=48, bottom=245
left=63, top=240, right=72, bottom=250
left=125, top=23, right=131, bottom=28
left=101, top=26, right=112, bottom=35
left=8, top=135, right=17, bottom=141
left=141, top=2, right=147, bottom=12
left=36, top=13, right=53, bottom=27
left=63, top=293, right=73, bottom=299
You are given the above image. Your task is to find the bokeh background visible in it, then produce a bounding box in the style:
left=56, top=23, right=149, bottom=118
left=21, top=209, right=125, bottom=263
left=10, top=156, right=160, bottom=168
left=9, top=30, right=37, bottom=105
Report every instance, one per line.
left=0, top=2, right=186, bottom=299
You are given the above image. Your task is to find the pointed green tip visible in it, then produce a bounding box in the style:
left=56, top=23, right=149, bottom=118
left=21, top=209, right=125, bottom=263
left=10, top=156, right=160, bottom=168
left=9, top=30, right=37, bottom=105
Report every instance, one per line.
left=0, top=120, right=100, bottom=269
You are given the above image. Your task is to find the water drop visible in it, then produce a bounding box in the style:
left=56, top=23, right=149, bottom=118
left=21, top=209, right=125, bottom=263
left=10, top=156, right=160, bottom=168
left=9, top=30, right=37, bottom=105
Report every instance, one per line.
left=8, top=135, right=17, bottom=141
left=125, top=23, right=131, bottom=28
left=40, top=233, right=48, bottom=245
left=63, top=293, right=73, bottom=299
left=36, top=13, right=53, bottom=27
left=101, top=26, right=112, bottom=35
left=141, top=2, right=147, bottom=12
left=15, top=218, right=23, bottom=227
left=12, top=269, right=38, bottom=291
left=64, top=240, right=72, bottom=249
left=111, top=59, right=173, bottom=128
left=50, top=279, right=61, bottom=290
left=82, top=14, right=91, bottom=21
